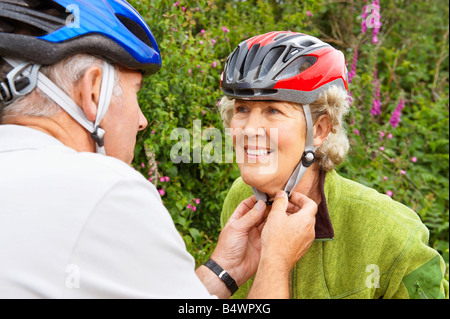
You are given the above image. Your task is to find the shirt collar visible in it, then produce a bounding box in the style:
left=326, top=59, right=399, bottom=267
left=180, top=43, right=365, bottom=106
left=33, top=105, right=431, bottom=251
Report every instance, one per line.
left=0, top=124, right=68, bottom=152
left=314, top=169, right=335, bottom=240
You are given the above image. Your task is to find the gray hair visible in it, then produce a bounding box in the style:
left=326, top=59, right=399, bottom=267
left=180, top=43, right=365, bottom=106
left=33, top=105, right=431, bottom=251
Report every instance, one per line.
left=0, top=54, right=122, bottom=122
left=218, top=85, right=351, bottom=171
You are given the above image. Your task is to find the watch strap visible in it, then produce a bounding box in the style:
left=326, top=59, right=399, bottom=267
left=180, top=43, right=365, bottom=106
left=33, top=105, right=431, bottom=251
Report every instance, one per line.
left=204, top=259, right=239, bottom=296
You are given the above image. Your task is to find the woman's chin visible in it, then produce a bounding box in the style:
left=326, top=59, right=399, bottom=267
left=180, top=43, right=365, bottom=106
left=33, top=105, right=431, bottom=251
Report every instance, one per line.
left=241, top=173, right=281, bottom=198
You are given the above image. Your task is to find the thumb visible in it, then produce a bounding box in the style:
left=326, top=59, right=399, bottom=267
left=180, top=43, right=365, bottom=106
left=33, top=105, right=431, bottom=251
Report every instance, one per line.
left=237, top=200, right=267, bottom=230
left=269, top=190, right=288, bottom=214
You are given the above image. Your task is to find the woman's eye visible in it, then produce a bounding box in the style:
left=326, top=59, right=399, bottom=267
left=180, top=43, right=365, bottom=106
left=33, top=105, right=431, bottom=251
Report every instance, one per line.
left=269, top=108, right=281, bottom=114
left=236, top=106, right=248, bottom=113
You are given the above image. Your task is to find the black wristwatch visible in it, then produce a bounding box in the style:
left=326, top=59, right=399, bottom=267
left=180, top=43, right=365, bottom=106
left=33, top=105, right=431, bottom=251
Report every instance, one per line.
left=204, top=259, right=239, bottom=296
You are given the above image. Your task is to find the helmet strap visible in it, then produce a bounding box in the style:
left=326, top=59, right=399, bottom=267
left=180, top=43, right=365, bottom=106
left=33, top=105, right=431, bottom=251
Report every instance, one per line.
left=251, top=104, right=318, bottom=205
left=3, top=58, right=115, bottom=156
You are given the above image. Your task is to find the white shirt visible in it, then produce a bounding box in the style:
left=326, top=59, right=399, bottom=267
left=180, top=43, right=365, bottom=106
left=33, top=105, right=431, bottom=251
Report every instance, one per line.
left=0, top=125, right=213, bottom=298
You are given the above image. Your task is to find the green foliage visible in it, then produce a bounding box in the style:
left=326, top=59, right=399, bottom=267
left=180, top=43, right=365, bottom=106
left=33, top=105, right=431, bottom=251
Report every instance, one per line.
left=128, top=0, right=448, bottom=275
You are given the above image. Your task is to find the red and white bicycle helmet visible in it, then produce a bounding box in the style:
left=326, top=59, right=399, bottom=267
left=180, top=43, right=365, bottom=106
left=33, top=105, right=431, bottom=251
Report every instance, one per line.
left=221, top=31, right=348, bottom=204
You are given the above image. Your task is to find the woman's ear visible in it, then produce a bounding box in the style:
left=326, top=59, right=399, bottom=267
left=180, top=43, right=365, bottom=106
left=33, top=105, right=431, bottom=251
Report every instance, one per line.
left=73, top=65, right=103, bottom=122
left=313, top=114, right=331, bottom=147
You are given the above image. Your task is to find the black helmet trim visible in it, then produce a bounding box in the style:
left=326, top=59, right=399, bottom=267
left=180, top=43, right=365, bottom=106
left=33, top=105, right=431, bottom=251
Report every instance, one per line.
left=222, top=78, right=347, bottom=105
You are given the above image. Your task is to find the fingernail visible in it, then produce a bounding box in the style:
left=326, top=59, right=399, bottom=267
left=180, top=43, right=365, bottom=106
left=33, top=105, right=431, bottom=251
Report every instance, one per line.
left=255, top=200, right=265, bottom=211
left=275, top=191, right=286, bottom=199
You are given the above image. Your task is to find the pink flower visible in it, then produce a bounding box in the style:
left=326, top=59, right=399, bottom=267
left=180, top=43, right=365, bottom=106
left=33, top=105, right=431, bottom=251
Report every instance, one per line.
left=354, top=128, right=360, bottom=136
left=370, top=69, right=381, bottom=116
left=400, top=169, right=406, bottom=175
left=141, top=162, right=145, bottom=168
left=187, top=204, right=192, bottom=209
left=389, top=99, right=405, bottom=128
left=173, top=1, right=180, bottom=7
left=160, top=177, right=165, bottom=182
left=411, top=157, right=417, bottom=163
left=195, top=198, right=200, bottom=204
left=199, top=40, right=203, bottom=45
left=164, top=176, right=170, bottom=182
left=181, top=6, right=186, bottom=12
left=387, top=133, right=393, bottom=139
left=202, top=110, right=206, bottom=115
left=197, top=64, right=201, bottom=68
left=192, top=206, right=197, bottom=212
left=211, top=39, right=216, bottom=46
left=158, top=189, right=165, bottom=196
left=379, top=147, right=384, bottom=151
left=306, top=10, right=313, bottom=16
left=148, top=177, right=153, bottom=182
left=348, top=49, right=358, bottom=84
left=212, top=61, right=217, bottom=68
left=222, top=26, right=230, bottom=33
left=386, top=190, right=393, bottom=197
left=200, top=29, right=205, bottom=34
left=151, top=130, right=155, bottom=135
left=383, top=176, right=388, bottom=181
left=372, top=35, right=378, bottom=44
left=188, top=69, right=191, bottom=74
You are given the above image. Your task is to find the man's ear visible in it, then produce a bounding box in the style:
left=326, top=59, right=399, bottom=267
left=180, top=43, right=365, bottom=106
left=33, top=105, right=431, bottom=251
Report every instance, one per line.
left=313, top=114, right=331, bottom=147
left=75, top=65, right=103, bottom=122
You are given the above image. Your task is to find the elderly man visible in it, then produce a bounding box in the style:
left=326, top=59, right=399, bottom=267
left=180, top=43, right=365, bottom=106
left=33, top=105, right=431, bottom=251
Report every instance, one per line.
left=0, top=0, right=317, bottom=298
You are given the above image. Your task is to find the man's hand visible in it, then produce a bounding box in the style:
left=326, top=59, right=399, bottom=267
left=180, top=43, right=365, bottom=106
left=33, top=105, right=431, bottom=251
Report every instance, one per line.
left=248, top=190, right=318, bottom=299
left=210, top=195, right=268, bottom=286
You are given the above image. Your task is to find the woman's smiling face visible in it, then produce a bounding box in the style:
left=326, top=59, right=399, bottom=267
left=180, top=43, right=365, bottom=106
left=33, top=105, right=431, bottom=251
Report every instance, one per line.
left=230, top=99, right=307, bottom=197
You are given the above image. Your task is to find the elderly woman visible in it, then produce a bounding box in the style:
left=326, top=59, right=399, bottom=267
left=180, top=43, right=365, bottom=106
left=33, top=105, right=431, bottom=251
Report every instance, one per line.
left=219, top=31, right=448, bottom=299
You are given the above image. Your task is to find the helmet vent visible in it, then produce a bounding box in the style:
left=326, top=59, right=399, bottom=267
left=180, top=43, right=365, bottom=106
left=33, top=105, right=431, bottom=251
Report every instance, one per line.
left=226, top=47, right=239, bottom=82
left=240, top=44, right=260, bottom=80
left=116, top=14, right=153, bottom=48
left=0, top=2, right=68, bottom=36
left=273, top=33, right=289, bottom=41
left=259, top=46, right=285, bottom=80
left=300, top=40, right=316, bottom=47
left=275, top=56, right=317, bottom=81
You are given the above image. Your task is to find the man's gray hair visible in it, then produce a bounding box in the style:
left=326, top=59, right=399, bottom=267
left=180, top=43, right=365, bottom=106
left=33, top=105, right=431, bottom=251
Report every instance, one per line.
left=0, top=54, right=122, bottom=122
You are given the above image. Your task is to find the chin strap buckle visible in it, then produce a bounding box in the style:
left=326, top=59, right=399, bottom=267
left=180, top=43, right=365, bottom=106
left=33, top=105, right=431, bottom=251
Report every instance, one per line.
left=265, top=190, right=291, bottom=206
left=0, top=61, right=40, bottom=108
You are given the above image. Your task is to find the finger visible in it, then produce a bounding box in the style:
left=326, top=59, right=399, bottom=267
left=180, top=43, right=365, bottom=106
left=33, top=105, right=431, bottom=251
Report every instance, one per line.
left=289, top=192, right=318, bottom=217
left=269, top=190, right=288, bottom=215
left=229, top=195, right=257, bottom=221
left=286, top=201, right=301, bottom=214
left=236, top=199, right=268, bottom=230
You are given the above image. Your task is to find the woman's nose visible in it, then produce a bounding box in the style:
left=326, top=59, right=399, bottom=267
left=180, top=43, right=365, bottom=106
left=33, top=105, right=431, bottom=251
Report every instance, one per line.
left=243, top=111, right=266, bottom=137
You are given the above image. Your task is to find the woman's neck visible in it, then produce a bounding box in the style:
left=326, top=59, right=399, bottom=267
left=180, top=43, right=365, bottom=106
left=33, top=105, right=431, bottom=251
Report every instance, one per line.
left=291, top=164, right=322, bottom=206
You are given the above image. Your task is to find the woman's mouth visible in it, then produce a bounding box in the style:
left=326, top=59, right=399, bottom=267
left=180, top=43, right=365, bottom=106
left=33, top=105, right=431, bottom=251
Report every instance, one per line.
left=244, top=146, right=275, bottom=158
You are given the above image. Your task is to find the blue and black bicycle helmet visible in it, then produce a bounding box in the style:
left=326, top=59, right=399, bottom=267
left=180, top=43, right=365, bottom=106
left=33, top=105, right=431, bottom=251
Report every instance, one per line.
left=0, top=0, right=161, bottom=74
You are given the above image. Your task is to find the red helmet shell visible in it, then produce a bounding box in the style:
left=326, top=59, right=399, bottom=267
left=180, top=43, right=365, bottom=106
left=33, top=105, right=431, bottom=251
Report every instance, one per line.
left=221, top=31, right=348, bottom=105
